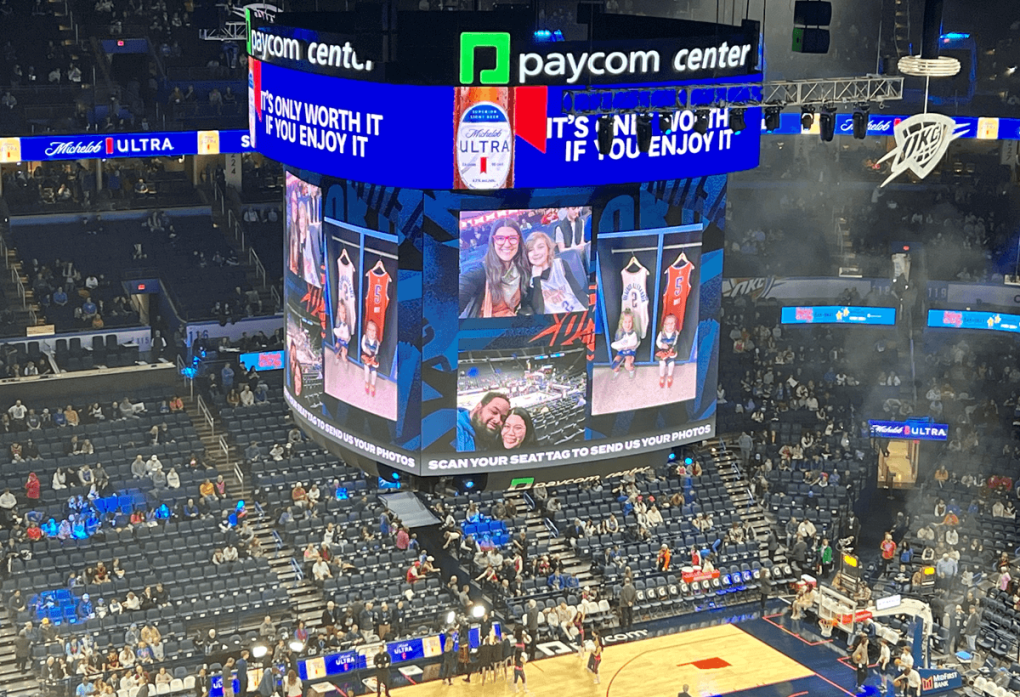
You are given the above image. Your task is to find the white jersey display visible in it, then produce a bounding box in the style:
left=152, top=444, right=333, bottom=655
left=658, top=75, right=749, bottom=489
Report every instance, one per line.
left=620, top=267, right=650, bottom=339
left=336, top=255, right=357, bottom=340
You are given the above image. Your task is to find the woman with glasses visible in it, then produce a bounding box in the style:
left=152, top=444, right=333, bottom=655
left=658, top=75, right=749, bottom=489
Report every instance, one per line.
left=460, top=220, right=533, bottom=318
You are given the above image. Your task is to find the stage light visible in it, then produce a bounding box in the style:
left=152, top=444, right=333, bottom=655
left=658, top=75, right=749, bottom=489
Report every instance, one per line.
left=636, top=113, right=653, bottom=152
left=471, top=604, right=486, bottom=618
left=288, top=639, right=305, bottom=652
left=764, top=106, right=781, bottom=131
left=819, top=106, right=835, bottom=142
left=730, top=108, right=746, bottom=134
left=658, top=112, right=673, bottom=135
left=693, top=108, right=710, bottom=135
left=597, top=115, right=614, bottom=155
left=852, top=105, right=869, bottom=140
left=251, top=643, right=268, bottom=659
left=801, top=108, right=814, bottom=129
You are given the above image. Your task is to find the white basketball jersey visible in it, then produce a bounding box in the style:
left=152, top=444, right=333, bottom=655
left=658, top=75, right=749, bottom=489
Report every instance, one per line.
left=620, top=267, right=650, bottom=339
left=336, top=256, right=357, bottom=336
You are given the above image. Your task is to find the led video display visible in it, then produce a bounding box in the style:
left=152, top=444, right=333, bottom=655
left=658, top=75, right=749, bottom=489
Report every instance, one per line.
left=282, top=175, right=724, bottom=475
left=780, top=305, right=897, bottom=326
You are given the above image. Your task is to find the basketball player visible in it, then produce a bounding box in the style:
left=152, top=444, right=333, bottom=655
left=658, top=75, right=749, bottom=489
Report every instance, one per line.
left=610, top=309, right=640, bottom=378
left=655, top=313, right=679, bottom=388
left=333, top=302, right=350, bottom=366
left=512, top=628, right=530, bottom=694
left=850, top=634, right=869, bottom=694
left=589, top=627, right=604, bottom=685
left=361, top=320, right=380, bottom=397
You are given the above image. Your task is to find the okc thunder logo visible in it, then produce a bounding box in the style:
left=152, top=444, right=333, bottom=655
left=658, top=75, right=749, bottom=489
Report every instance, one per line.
left=878, top=113, right=967, bottom=187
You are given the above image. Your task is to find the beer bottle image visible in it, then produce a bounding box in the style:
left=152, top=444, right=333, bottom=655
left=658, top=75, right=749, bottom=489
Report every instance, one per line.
left=248, top=60, right=259, bottom=148
left=454, top=87, right=514, bottom=190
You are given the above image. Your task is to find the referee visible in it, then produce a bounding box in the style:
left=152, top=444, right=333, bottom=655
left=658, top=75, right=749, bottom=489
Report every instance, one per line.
left=374, top=646, right=392, bottom=697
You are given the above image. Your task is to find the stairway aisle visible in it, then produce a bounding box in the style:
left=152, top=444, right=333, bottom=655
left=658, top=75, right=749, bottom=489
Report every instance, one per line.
left=0, top=615, right=40, bottom=697
left=183, top=395, right=312, bottom=635
left=695, top=438, right=780, bottom=564
left=253, top=518, right=323, bottom=631
left=183, top=395, right=238, bottom=482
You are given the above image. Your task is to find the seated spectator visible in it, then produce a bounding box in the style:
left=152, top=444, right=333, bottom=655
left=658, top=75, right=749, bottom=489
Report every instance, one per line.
left=23, top=439, right=39, bottom=460
left=214, top=474, right=227, bottom=499
left=199, top=479, right=217, bottom=507
left=307, top=483, right=322, bottom=506
left=239, top=385, right=255, bottom=407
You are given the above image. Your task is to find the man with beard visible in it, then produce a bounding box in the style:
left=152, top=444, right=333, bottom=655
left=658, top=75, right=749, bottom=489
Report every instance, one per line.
left=456, top=392, right=510, bottom=452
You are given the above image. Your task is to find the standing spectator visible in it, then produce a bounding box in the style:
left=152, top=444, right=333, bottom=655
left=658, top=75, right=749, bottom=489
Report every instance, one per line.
left=619, top=579, right=636, bottom=628
left=439, top=635, right=457, bottom=686
left=25, top=472, right=40, bottom=501
left=8, top=400, right=27, bottom=426
left=963, top=605, right=980, bottom=654
left=936, top=553, right=958, bottom=589
left=236, top=650, right=249, bottom=696
left=221, top=658, right=236, bottom=697
left=13, top=629, right=30, bottom=671
left=879, top=533, right=897, bottom=576
left=283, top=670, right=302, bottom=697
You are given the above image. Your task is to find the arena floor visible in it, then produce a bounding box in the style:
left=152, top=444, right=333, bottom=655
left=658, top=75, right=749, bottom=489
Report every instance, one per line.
left=366, top=608, right=970, bottom=697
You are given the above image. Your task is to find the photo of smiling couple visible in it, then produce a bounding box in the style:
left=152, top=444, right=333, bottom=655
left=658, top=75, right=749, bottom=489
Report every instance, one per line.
left=454, top=346, right=588, bottom=453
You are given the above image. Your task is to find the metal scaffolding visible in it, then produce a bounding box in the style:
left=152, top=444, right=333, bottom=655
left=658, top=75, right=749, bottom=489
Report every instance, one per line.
left=561, top=75, right=905, bottom=115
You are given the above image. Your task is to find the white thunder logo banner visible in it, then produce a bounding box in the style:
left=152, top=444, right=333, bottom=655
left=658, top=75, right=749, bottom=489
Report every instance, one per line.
left=878, top=113, right=967, bottom=187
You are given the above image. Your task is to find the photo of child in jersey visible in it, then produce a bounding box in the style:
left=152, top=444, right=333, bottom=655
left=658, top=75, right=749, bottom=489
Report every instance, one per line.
left=454, top=345, right=587, bottom=452
left=285, top=303, right=324, bottom=408
left=458, top=207, right=591, bottom=319
left=591, top=229, right=701, bottom=416
left=285, top=173, right=323, bottom=288
left=322, top=221, right=399, bottom=422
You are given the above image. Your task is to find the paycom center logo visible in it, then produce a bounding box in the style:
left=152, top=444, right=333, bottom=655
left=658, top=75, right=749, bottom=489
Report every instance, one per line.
left=460, top=32, right=511, bottom=84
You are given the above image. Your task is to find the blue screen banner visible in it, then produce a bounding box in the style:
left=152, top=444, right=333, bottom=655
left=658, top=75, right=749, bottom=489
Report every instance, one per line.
left=869, top=420, right=948, bottom=441
left=239, top=350, right=284, bottom=371
left=781, top=305, right=896, bottom=325
left=927, top=308, right=1020, bottom=333
left=250, top=58, right=761, bottom=190
left=15, top=130, right=253, bottom=162
left=763, top=111, right=1020, bottom=141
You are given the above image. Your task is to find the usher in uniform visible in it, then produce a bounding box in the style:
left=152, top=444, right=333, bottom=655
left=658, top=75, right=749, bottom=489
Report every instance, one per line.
left=620, top=267, right=650, bottom=338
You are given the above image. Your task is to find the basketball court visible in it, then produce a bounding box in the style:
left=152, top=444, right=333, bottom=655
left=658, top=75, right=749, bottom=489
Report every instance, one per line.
left=388, top=620, right=863, bottom=697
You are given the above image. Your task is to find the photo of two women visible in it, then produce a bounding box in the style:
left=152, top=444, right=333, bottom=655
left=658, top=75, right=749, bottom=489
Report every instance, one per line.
left=458, top=207, right=591, bottom=319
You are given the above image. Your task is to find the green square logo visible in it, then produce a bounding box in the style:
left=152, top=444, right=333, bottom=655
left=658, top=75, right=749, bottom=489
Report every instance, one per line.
left=508, top=477, right=535, bottom=491
left=459, top=32, right=511, bottom=85
left=245, top=7, right=253, bottom=56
